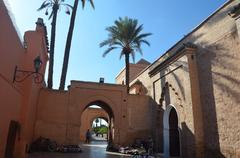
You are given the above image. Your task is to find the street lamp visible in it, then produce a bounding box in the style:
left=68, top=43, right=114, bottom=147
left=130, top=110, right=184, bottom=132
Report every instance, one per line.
left=99, top=77, right=104, bottom=83
left=13, top=56, right=44, bottom=83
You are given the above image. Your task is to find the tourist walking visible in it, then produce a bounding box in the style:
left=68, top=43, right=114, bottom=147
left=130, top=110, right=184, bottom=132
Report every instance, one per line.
left=85, top=129, right=91, bottom=143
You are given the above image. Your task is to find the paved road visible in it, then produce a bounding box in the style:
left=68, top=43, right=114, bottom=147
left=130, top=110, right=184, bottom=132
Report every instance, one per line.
left=29, top=140, right=131, bottom=158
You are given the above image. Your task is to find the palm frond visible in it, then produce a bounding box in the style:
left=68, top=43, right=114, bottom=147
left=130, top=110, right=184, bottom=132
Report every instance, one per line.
left=81, top=0, right=86, bottom=9
left=106, top=26, right=120, bottom=37
left=139, top=39, right=151, bottom=46
left=119, top=51, right=125, bottom=59
left=37, top=1, right=51, bottom=11
left=112, top=41, right=124, bottom=47
left=62, top=3, right=73, bottom=9
left=131, top=24, right=143, bottom=41
left=102, top=47, right=118, bottom=57
left=89, top=0, right=95, bottom=9
left=130, top=51, right=136, bottom=63
left=137, top=47, right=143, bottom=56
left=48, top=11, right=54, bottom=20
left=131, top=43, right=143, bottom=56
left=81, top=0, right=95, bottom=9
left=135, top=33, right=152, bottom=41
left=100, top=39, right=114, bottom=47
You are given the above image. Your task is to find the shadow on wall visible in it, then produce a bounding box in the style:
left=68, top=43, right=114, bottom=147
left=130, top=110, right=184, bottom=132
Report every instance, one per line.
left=150, top=12, right=239, bottom=156
left=161, top=33, right=207, bottom=102
left=196, top=42, right=236, bottom=158
left=181, top=122, right=195, bottom=158
left=163, top=41, right=234, bottom=157
left=181, top=121, right=224, bottom=158
left=177, top=41, right=231, bottom=157
left=177, top=29, right=238, bottom=157
left=147, top=96, right=164, bottom=154
left=156, top=104, right=164, bottom=153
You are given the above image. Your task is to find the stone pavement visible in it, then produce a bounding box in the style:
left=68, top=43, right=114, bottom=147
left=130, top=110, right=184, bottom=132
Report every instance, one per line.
left=28, top=140, right=131, bottom=158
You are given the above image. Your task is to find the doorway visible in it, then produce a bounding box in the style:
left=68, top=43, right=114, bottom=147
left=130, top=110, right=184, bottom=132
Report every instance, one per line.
left=163, top=105, right=180, bottom=158
left=5, top=120, right=20, bottom=158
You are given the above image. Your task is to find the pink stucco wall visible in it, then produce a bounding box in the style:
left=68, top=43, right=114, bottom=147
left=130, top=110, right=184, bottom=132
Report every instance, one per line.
left=0, top=1, right=48, bottom=157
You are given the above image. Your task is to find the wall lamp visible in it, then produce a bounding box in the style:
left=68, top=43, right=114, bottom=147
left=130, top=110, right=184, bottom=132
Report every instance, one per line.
left=13, top=56, right=44, bottom=84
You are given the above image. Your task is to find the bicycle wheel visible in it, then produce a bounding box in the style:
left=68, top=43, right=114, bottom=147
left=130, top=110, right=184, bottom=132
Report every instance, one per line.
left=131, top=154, right=140, bottom=158
left=48, top=142, right=57, bottom=152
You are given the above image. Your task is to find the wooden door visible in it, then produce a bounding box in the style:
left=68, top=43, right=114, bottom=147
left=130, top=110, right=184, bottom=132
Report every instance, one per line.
left=4, top=120, right=20, bottom=158
left=169, top=108, right=180, bottom=157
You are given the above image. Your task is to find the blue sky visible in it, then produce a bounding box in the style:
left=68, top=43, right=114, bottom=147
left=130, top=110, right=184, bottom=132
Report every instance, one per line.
left=7, top=0, right=227, bottom=89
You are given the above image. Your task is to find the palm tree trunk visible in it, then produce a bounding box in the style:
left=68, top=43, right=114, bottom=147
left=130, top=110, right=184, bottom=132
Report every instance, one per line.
left=125, top=53, right=130, bottom=93
left=59, top=0, right=79, bottom=90
left=47, top=5, right=58, bottom=89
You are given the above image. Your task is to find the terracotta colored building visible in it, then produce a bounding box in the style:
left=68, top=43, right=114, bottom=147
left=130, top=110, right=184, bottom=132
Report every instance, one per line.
left=0, top=1, right=49, bottom=158
left=1, top=0, right=240, bottom=158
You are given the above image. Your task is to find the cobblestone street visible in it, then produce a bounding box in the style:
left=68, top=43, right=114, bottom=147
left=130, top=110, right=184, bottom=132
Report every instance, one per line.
left=29, top=140, right=131, bottom=158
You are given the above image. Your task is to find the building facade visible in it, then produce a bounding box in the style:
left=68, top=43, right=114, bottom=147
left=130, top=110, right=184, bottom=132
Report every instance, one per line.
left=126, top=1, right=240, bottom=157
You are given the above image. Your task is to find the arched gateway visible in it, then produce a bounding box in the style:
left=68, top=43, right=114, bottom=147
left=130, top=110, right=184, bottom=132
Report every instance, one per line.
left=34, top=80, right=152, bottom=146
left=79, top=106, right=109, bottom=141
left=80, top=100, right=114, bottom=143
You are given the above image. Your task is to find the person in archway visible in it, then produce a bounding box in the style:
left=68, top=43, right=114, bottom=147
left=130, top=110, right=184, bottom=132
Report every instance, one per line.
left=85, top=129, right=91, bottom=144
left=143, top=136, right=153, bottom=156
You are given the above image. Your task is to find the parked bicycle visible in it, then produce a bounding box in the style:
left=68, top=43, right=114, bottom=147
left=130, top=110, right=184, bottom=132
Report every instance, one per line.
left=29, top=137, right=82, bottom=153
left=131, top=152, right=155, bottom=158
left=131, top=137, right=154, bottom=158
left=29, top=137, right=57, bottom=152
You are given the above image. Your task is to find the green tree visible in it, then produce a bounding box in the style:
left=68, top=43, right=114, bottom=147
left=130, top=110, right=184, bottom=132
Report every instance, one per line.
left=93, top=125, right=108, bottom=135
left=100, top=17, right=151, bottom=93
left=38, top=0, right=72, bottom=89
left=59, top=0, right=94, bottom=90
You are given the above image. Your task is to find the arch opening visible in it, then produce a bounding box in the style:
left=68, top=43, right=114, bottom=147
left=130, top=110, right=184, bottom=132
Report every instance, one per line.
left=163, top=105, right=180, bottom=157
left=169, top=108, right=180, bottom=156
left=92, top=117, right=109, bottom=140
left=80, top=100, right=115, bottom=145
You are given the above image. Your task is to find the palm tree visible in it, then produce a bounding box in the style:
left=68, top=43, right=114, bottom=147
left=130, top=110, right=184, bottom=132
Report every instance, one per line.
left=38, top=0, right=72, bottom=89
left=100, top=17, right=151, bottom=93
left=59, top=0, right=94, bottom=90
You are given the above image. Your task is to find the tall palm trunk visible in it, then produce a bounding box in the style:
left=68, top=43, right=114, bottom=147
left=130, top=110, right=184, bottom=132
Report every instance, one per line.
left=125, top=53, right=130, bottom=93
left=59, top=0, right=79, bottom=90
left=47, top=4, right=58, bottom=89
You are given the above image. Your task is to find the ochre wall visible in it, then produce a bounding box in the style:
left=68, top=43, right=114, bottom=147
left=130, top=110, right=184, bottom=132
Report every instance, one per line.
left=126, top=95, right=153, bottom=144
left=130, top=55, right=196, bottom=156
left=17, top=27, right=48, bottom=158
left=116, top=62, right=149, bottom=85
left=34, top=89, right=68, bottom=144
left=195, top=12, right=240, bottom=158
left=34, top=81, right=151, bottom=146
left=0, top=1, right=48, bottom=157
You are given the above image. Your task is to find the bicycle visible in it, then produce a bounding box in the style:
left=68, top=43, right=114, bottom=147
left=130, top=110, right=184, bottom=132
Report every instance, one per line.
left=131, top=152, right=155, bottom=158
